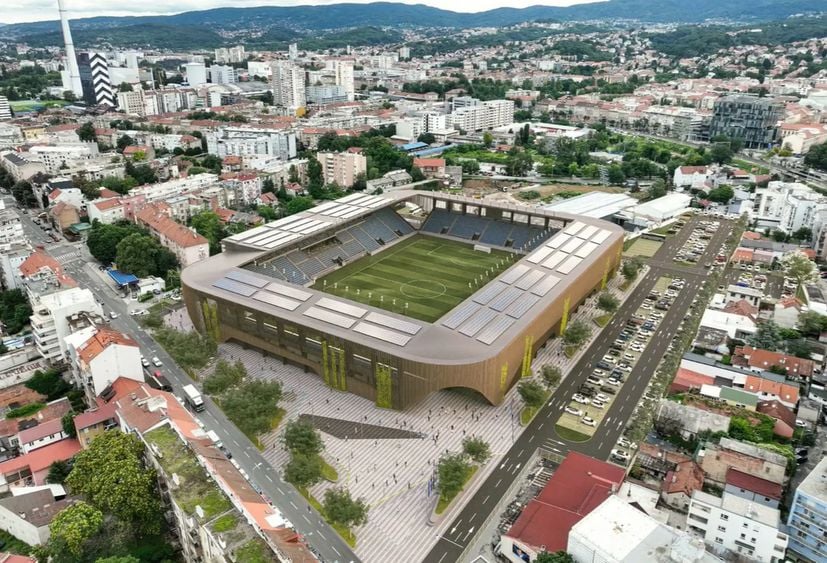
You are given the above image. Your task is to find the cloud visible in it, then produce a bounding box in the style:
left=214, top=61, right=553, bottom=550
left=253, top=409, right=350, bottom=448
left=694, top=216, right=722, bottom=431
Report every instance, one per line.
left=5, top=0, right=588, bottom=24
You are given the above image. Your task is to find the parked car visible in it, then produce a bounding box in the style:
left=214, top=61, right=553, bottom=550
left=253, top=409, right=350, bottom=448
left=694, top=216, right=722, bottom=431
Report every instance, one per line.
left=152, top=356, right=163, bottom=367
left=581, top=416, right=597, bottom=427
left=565, top=406, right=583, bottom=416
left=572, top=394, right=590, bottom=405
left=587, top=376, right=603, bottom=386
left=611, top=449, right=630, bottom=461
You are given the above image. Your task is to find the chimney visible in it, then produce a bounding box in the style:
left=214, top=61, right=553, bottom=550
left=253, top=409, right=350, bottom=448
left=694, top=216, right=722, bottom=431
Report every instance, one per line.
left=56, top=0, right=83, bottom=98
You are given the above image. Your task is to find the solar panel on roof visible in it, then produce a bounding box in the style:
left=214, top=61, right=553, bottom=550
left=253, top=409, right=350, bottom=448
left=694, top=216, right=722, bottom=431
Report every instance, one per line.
left=557, top=256, right=583, bottom=275
left=304, top=306, right=357, bottom=329
left=317, top=297, right=366, bottom=318
left=591, top=230, right=611, bottom=244
left=225, top=270, right=268, bottom=288
left=213, top=278, right=257, bottom=297
left=527, top=246, right=554, bottom=264
left=284, top=218, right=316, bottom=231
left=245, top=229, right=283, bottom=245
left=314, top=201, right=340, bottom=214
left=365, top=312, right=421, bottom=335
left=364, top=199, right=386, bottom=208
left=262, top=233, right=302, bottom=249
left=506, top=293, right=541, bottom=318
left=298, top=222, right=328, bottom=235
left=230, top=225, right=270, bottom=242
left=561, top=237, right=584, bottom=254
left=472, top=282, right=508, bottom=305
left=252, top=291, right=301, bottom=311
left=265, top=283, right=312, bottom=302
left=489, top=287, right=523, bottom=312
left=346, top=195, right=372, bottom=206
left=341, top=208, right=364, bottom=219
left=578, top=225, right=598, bottom=240
left=353, top=322, right=411, bottom=346
left=542, top=252, right=567, bottom=270
left=271, top=215, right=307, bottom=229
left=330, top=206, right=355, bottom=217
left=477, top=316, right=515, bottom=345
left=564, top=221, right=586, bottom=235
left=500, top=264, right=530, bottom=284
left=574, top=241, right=599, bottom=259
left=253, top=231, right=296, bottom=248
left=442, top=301, right=481, bottom=329
left=515, top=269, right=545, bottom=290
left=458, top=308, right=498, bottom=337
left=531, top=275, right=560, bottom=296
left=338, top=193, right=365, bottom=204
left=546, top=234, right=570, bottom=249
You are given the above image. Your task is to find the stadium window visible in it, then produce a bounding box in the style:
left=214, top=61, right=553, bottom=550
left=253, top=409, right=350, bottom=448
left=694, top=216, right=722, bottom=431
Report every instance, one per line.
left=263, top=321, right=278, bottom=335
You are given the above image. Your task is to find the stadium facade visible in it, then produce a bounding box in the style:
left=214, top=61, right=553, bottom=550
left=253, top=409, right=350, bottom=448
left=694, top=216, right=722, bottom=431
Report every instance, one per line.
left=181, top=190, right=624, bottom=409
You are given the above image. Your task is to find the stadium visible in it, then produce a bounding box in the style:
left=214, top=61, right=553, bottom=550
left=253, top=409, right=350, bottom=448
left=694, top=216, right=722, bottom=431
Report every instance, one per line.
left=180, top=190, right=624, bottom=409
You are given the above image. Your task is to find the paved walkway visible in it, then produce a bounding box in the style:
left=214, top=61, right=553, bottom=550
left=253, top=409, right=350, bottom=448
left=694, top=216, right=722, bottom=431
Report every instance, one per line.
left=300, top=414, right=424, bottom=440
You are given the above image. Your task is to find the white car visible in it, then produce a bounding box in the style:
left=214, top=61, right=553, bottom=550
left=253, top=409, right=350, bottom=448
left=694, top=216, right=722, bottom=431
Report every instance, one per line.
left=581, top=416, right=597, bottom=427
left=141, top=357, right=150, bottom=368
left=795, top=419, right=808, bottom=428
left=572, top=394, right=590, bottom=405
left=587, top=376, right=603, bottom=386
left=152, top=356, right=163, bottom=367
left=630, top=344, right=644, bottom=352
left=591, top=400, right=605, bottom=410
left=109, top=311, right=119, bottom=319
left=618, top=437, right=636, bottom=449
left=595, top=393, right=611, bottom=403
left=607, top=378, right=621, bottom=386
left=565, top=406, right=583, bottom=416
left=601, top=355, right=616, bottom=364
left=623, top=353, right=635, bottom=361
left=611, top=449, right=630, bottom=461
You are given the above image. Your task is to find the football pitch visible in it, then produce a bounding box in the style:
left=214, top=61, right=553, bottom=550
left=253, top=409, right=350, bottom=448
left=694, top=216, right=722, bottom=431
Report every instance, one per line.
left=313, top=235, right=519, bottom=323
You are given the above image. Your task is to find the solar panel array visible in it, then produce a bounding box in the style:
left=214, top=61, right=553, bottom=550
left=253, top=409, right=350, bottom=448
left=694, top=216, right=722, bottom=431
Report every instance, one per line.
left=304, top=306, right=357, bottom=329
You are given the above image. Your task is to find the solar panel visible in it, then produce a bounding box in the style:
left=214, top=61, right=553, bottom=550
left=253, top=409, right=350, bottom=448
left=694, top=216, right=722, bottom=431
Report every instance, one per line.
left=477, top=316, right=515, bottom=345
left=442, top=301, right=480, bottom=329
left=546, top=234, right=570, bottom=249
left=527, top=246, right=554, bottom=264
left=489, top=287, right=523, bottom=312
left=515, top=269, right=545, bottom=290
left=244, top=229, right=283, bottom=245
left=557, top=256, right=583, bottom=275
left=271, top=215, right=307, bottom=229
left=506, top=293, right=541, bottom=318
left=212, top=278, right=257, bottom=297
left=231, top=225, right=270, bottom=242
left=458, top=308, right=498, bottom=337
left=304, top=306, right=357, bottom=329
left=265, top=283, right=312, bottom=302
left=578, top=225, right=598, bottom=240
left=330, top=206, right=355, bottom=218
left=500, top=264, right=530, bottom=284
left=317, top=297, right=366, bottom=318
left=574, top=241, right=599, bottom=259
left=353, top=322, right=411, bottom=346
left=542, top=252, right=567, bottom=270
left=561, top=237, right=584, bottom=254
left=341, top=208, right=364, bottom=219
left=298, top=222, right=328, bottom=235
left=284, top=217, right=316, bottom=231
left=338, top=193, right=366, bottom=204
left=364, top=198, right=386, bottom=208
left=252, top=291, right=301, bottom=311
left=261, top=233, right=302, bottom=249
left=591, top=230, right=611, bottom=244
left=365, top=312, right=421, bottom=335
left=314, top=201, right=340, bottom=214
left=226, top=270, right=268, bottom=288
left=531, top=275, right=560, bottom=296
left=472, top=281, right=508, bottom=305
left=564, top=221, right=586, bottom=235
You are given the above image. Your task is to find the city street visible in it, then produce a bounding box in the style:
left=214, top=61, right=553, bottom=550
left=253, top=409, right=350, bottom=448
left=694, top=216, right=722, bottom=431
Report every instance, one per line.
left=424, top=214, right=734, bottom=563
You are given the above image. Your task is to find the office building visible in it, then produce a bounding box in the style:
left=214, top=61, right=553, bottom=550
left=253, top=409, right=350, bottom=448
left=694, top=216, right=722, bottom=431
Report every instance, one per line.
left=0, top=96, right=10, bottom=121
left=316, top=151, right=367, bottom=188
left=183, top=62, right=207, bottom=87
left=754, top=181, right=826, bottom=235
left=77, top=52, right=115, bottom=108
left=787, top=456, right=827, bottom=563
left=270, top=62, right=306, bottom=113
left=449, top=99, right=515, bottom=132
left=209, top=65, right=238, bottom=85
left=687, top=490, right=788, bottom=562
left=306, top=84, right=349, bottom=105
left=708, top=95, right=783, bottom=149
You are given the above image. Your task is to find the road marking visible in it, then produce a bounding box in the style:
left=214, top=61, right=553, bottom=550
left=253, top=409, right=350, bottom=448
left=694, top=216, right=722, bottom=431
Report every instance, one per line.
left=289, top=501, right=297, bottom=509
left=517, top=448, right=524, bottom=457
left=438, top=552, right=448, bottom=563
left=469, top=512, right=478, bottom=522
left=303, top=515, right=311, bottom=523
left=538, top=422, right=544, bottom=430
left=483, top=495, right=490, bottom=504
left=266, top=475, right=273, bottom=482
left=495, top=478, right=502, bottom=487
left=332, top=546, right=340, bottom=556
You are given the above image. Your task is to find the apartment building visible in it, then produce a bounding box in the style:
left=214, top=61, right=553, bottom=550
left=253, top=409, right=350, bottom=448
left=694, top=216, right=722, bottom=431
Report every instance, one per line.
left=270, top=62, right=306, bottom=113
left=448, top=99, right=515, bottom=132
left=0, top=203, right=24, bottom=246
left=64, top=326, right=143, bottom=401
left=135, top=204, right=209, bottom=267
left=0, top=96, right=10, bottom=121
left=0, top=487, right=73, bottom=546
left=116, top=88, right=160, bottom=117
left=214, top=45, right=245, bottom=64
left=28, top=142, right=99, bottom=174
left=0, top=152, right=45, bottom=182
left=26, top=287, right=100, bottom=364
left=329, top=60, right=355, bottom=101
left=753, top=181, right=825, bottom=235
left=87, top=197, right=125, bottom=224
left=184, top=63, right=207, bottom=87
left=209, top=65, right=238, bottom=85
left=687, top=490, right=788, bottom=562
left=0, top=243, right=30, bottom=291
left=316, top=151, right=367, bottom=188
left=206, top=127, right=297, bottom=162
left=307, top=85, right=349, bottom=105
left=708, top=95, right=783, bottom=149
left=787, top=456, right=827, bottom=562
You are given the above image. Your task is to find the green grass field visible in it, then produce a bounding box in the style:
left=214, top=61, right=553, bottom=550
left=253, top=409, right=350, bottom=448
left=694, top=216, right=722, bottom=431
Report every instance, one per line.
left=313, top=235, right=518, bottom=323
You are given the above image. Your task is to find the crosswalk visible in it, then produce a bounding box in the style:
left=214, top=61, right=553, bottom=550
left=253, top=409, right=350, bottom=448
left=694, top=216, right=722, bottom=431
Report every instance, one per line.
left=50, top=249, right=83, bottom=265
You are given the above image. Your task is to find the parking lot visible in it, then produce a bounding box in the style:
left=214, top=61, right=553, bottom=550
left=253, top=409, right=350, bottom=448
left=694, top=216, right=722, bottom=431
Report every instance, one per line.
left=556, top=274, right=688, bottom=464
left=673, top=219, right=722, bottom=267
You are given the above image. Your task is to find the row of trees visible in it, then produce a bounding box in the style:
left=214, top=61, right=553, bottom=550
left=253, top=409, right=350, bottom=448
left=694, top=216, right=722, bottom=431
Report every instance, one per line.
left=436, top=436, right=491, bottom=506
left=86, top=220, right=179, bottom=284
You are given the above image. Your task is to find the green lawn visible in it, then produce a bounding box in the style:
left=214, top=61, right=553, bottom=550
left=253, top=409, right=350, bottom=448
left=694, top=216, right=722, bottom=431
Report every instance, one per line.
left=313, top=235, right=518, bottom=322
left=554, top=424, right=591, bottom=442
left=9, top=99, right=71, bottom=112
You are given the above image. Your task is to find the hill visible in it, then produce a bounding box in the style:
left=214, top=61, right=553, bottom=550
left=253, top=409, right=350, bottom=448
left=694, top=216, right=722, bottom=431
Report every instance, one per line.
left=1, top=0, right=823, bottom=46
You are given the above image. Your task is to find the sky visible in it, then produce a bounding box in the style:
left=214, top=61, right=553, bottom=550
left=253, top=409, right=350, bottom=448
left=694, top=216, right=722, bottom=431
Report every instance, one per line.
left=5, top=0, right=596, bottom=24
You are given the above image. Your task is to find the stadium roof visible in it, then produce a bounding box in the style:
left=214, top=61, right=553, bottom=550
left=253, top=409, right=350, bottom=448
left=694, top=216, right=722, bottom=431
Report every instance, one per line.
left=183, top=190, right=624, bottom=362
left=543, top=191, right=636, bottom=219
left=107, top=269, right=139, bottom=286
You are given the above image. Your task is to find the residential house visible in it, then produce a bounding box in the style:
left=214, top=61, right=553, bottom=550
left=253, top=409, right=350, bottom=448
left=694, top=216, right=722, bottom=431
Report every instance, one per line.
left=698, top=437, right=787, bottom=486
left=413, top=157, right=446, bottom=179
left=87, top=198, right=125, bottom=224
left=756, top=400, right=796, bottom=439
left=636, top=442, right=691, bottom=480
left=72, top=403, right=117, bottom=448
left=135, top=204, right=209, bottom=267
left=48, top=202, right=80, bottom=232
left=673, top=166, right=712, bottom=190
left=734, top=345, right=814, bottom=382
left=122, top=145, right=155, bottom=160
left=0, top=487, right=73, bottom=546
left=17, top=418, right=68, bottom=454
left=724, top=468, right=783, bottom=509
left=773, top=297, right=804, bottom=329
left=786, top=456, right=827, bottom=563
left=0, top=439, right=82, bottom=492
left=661, top=460, right=705, bottom=511
left=657, top=399, right=731, bottom=439
left=64, top=326, right=143, bottom=402
left=700, top=308, right=757, bottom=339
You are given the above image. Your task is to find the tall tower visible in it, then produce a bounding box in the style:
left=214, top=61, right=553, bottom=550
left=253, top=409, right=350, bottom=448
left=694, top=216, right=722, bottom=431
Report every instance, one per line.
left=57, top=0, right=83, bottom=98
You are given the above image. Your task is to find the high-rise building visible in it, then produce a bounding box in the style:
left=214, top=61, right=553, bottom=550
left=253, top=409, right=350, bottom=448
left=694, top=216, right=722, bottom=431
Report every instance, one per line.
left=270, top=62, right=306, bottom=114
left=214, top=45, right=245, bottom=64
left=398, top=46, right=410, bottom=60
left=316, top=151, right=367, bottom=188
left=709, top=95, right=783, bottom=149
left=288, top=43, right=298, bottom=60
left=206, top=127, right=297, bottom=162
left=77, top=52, right=115, bottom=108
left=448, top=99, right=514, bottom=132
left=331, top=60, right=355, bottom=102
left=0, top=96, right=11, bottom=121
left=209, top=65, right=238, bottom=85
left=306, top=84, right=349, bottom=105
left=57, top=0, right=82, bottom=98
left=183, top=62, right=207, bottom=87
left=786, top=457, right=827, bottom=563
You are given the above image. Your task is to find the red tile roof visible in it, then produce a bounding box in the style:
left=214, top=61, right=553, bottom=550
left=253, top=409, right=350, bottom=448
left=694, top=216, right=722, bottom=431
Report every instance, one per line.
left=17, top=417, right=64, bottom=445
left=18, top=249, right=77, bottom=288
left=413, top=158, right=445, bottom=168
left=663, top=460, right=704, bottom=495
left=92, top=198, right=123, bottom=211
left=98, top=188, right=120, bottom=199
left=669, top=368, right=715, bottom=393
left=736, top=346, right=813, bottom=378
left=0, top=553, right=38, bottom=563
left=742, top=231, right=763, bottom=240
left=77, top=327, right=138, bottom=364
left=679, top=166, right=707, bottom=174
left=136, top=204, right=208, bottom=249
left=506, top=452, right=624, bottom=552
left=73, top=402, right=117, bottom=431
left=756, top=399, right=796, bottom=431
left=0, top=439, right=81, bottom=477
left=726, top=468, right=783, bottom=500
left=723, top=299, right=758, bottom=320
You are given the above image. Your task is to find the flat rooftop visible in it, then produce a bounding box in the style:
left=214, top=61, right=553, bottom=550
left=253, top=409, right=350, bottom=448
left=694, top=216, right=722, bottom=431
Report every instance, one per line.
left=797, top=456, right=827, bottom=501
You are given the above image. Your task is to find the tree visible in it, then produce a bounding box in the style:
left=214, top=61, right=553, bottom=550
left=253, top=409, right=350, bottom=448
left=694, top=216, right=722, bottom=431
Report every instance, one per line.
left=417, top=132, right=436, bottom=145
left=437, top=453, right=471, bottom=501
left=482, top=131, right=494, bottom=147
left=286, top=196, right=314, bottom=215
left=622, top=257, right=643, bottom=282
left=191, top=210, right=226, bottom=255
left=782, top=251, right=818, bottom=287
left=786, top=339, right=812, bottom=359
left=262, top=177, right=275, bottom=194
left=352, top=171, right=367, bottom=191
left=461, top=436, right=490, bottom=464
left=460, top=159, right=480, bottom=174
left=518, top=380, right=546, bottom=409
left=86, top=221, right=147, bottom=264
left=66, top=431, right=160, bottom=533
left=804, top=142, right=827, bottom=172
left=707, top=185, right=734, bottom=204
left=505, top=149, right=534, bottom=177
left=0, top=288, right=33, bottom=335
left=597, top=292, right=620, bottom=314
left=283, top=419, right=324, bottom=456
left=219, top=380, right=283, bottom=439
left=323, top=487, right=369, bottom=529
left=797, top=311, right=827, bottom=337
left=202, top=359, right=245, bottom=395
left=96, top=557, right=141, bottom=563
left=77, top=122, right=97, bottom=142
left=288, top=164, right=300, bottom=184
left=410, top=165, right=425, bottom=182
left=607, top=164, right=625, bottom=185
left=62, top=411, right=77, bottom=438
left=647, top=178, right=667, bottom=200
left=307, top=157, right=323, bottom=194
left=541, top=365, right=562, bottom=388
left=117, top=82, right=133, bottom=92
left=284, top=453, right=323, bottom=488
left=49, top=502, right=104, bottom=556
left=563, top=320, right=592, bottom=347
left=709, top=142, right=734, bottom=164
left=116, top=135, right=134, bottom=153
left=536, top=551, right=575, bottom=563
left=25, top=367, right=70, bottom=400
left=791, top=227, right=813, bottom=242
left=47, top=459, right=71, bottom=484
left=115, top=233, right=176, bottom=278
left=748, top=320, right=783, bottom=352
left=12, top=180, right=37, bottom=207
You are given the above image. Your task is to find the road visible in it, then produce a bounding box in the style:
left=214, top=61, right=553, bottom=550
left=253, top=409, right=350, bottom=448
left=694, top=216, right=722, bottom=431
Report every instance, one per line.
left=56, top=250, right=359, bottom=563
left=424, top=216, right=734, bottom=563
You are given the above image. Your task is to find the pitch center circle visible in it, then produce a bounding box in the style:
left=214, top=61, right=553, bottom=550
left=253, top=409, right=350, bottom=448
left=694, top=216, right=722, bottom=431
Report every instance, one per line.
left=399, top=279, right=448, bottom=299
